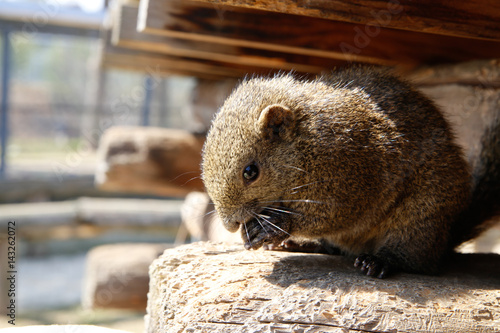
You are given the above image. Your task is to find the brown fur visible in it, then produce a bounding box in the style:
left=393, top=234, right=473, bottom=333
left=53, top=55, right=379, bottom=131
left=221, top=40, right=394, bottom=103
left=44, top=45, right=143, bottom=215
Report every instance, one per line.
left=201, top=67, right=493, bottom=278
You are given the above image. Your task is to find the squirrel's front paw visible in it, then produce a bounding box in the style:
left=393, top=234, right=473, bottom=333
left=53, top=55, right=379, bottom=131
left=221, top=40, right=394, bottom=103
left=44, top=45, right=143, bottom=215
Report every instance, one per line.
left=354, top=254, right=392, bottom=279
left=241, top=214, right=289, bottom=250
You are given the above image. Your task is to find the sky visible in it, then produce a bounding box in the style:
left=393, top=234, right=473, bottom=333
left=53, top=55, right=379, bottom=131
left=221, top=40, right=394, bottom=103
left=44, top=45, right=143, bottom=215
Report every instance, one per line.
left=1, top=0, right=105, bottom=12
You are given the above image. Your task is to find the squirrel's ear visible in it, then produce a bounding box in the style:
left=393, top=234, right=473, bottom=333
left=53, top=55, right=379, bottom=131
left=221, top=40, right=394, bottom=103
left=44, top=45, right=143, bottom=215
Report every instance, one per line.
left=257, top=104, right=294, bottom=141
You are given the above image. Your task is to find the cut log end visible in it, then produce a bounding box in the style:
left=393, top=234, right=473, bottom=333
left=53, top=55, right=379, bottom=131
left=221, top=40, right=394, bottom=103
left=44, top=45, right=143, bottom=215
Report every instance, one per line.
left=146, top=241, right=500, bottom=333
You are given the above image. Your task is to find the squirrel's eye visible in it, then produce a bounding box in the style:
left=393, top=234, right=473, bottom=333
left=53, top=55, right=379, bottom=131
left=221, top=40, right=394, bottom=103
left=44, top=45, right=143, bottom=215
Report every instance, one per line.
left=243, top=163, right=259, bottom=183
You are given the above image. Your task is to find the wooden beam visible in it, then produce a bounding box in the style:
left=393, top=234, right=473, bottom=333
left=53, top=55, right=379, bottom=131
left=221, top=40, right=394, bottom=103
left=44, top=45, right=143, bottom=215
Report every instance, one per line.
left=188, top=0, right=500, bottom=41
left=114, top=4, right=332, bottom=73
left=138, top=0, right=394, bottom=65
left=138, top=0, right=500, bottom=67
left=103, top=46, right=246, bottom=79
left=103, top=29, right=269, bottom=79
left=0, top=18, right=100, bottom=37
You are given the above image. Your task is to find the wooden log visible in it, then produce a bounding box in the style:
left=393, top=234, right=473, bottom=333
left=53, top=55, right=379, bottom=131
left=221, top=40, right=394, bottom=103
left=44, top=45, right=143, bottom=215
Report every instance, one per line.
left=0, top=198, right=181, bottom=228
left=189, top=0, right=500, bottom=41
left=96, top=127, right=205, bottom=197
left=0, top=198, right=182, bottom=257
left=113, top=4, right=333, bottom=74
left=77, top=197, right=183, bottom=227
left=83, top=243, right=171, bottom=310
left=0, top=201, right=77, bottom=227
left=138, top=0, right=500, bottom=67
left=145, top=241, right=500, bottom=333
left=0, top=175, right=99, bottom=203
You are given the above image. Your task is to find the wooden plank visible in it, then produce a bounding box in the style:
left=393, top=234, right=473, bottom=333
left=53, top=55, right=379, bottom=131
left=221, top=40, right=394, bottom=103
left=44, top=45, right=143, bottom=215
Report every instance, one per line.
left=188, top=0, right=500, bottom=41
left=102, top=30, right=258, bottom=79
left=138, top=0, right=500, bottom=67
left=138, top=0, right=394, bottom=65
left=114, top=4, right=332, bottom=73
left=103, top=48, right=244, bottom=79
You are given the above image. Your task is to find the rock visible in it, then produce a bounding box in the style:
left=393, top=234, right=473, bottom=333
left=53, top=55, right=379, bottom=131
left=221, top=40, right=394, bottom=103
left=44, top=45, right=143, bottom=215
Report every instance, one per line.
left=83, top=243, right=172, bottom=310
left=145, top=241, right=500, bottom=333
left=96, top=126, right=205, bottom=197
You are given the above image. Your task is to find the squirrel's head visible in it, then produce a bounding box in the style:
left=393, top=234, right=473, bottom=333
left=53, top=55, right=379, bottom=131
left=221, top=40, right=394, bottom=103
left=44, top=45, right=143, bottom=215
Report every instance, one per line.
left=201, top=77, right=305, bottom=233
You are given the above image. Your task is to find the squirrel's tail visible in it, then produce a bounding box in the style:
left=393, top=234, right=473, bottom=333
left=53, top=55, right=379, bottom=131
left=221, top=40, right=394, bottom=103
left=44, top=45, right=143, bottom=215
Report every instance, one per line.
left=452, top=115, right=500, bottom=247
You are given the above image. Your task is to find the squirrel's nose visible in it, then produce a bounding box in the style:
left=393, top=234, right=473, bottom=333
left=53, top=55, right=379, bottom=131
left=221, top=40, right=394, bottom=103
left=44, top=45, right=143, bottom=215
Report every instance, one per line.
left=222, top=219, right=241, bottom=233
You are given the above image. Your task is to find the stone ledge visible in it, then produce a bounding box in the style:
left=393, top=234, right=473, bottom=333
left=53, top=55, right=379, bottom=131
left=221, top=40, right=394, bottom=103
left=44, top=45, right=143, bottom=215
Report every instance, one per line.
left=146, top=241, right=500, bottom=333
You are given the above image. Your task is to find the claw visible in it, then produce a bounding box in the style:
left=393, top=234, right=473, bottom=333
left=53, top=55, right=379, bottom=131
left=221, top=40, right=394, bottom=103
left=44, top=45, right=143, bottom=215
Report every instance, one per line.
left=354, top=254, right=391, bottom=279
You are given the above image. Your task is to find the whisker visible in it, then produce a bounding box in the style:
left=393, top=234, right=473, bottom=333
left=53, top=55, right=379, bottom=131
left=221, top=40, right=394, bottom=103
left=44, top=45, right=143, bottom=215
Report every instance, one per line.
left=204, top=209, right=217, bottom=218
left=264, top=206, right=303, bottom=217
left=288, top=178, right=340, bottom=194
left=170, top=171, right=200, bottom=182
left=283, top=164, right=307, bottom=173
left=259, top=199, right=330, bottom=205
left=244, top=221, right=250, bottom=243
left=258, top=213, right=290, bottom=236
left=290, top=181, right=325, bottom=192
left=181, top=176, right=202, bottom=187
left=250, top=211, right=270, bottom=237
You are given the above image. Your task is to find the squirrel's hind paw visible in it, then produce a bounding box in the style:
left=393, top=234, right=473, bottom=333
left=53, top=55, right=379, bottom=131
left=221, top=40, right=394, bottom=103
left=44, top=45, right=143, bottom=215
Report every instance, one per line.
left=354, top=254, right=392, bottom=279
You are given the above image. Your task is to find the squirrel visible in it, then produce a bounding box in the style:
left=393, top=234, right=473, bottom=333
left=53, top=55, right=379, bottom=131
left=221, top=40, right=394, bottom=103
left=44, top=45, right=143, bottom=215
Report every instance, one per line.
left=201, top=67, right=500, bottom=278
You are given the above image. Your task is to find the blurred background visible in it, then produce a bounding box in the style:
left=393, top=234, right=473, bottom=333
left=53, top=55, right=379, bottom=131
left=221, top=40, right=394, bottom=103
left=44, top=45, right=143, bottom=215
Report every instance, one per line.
left=0, top=0, right=204, bottom=331
left=0, top=0, right=499, bottom=331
